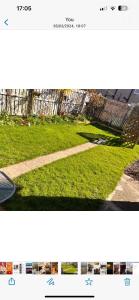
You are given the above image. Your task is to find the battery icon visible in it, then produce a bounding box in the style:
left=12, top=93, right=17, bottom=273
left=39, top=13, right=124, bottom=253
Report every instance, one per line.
left=118, top=5, right=128, bottom=11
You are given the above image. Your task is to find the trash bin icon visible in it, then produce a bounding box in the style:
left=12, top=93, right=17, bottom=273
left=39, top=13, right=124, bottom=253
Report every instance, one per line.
left=124, top=278, right=131, bottom=286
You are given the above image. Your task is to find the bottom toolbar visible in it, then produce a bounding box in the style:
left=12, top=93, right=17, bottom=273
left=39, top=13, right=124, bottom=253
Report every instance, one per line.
left=0, top=272, right=139, bottom=300
left=0, top=262, right=139, bottom=299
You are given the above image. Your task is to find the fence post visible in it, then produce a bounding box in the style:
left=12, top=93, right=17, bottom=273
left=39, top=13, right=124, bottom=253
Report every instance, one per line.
left=27, top=89, right=34, bottom=116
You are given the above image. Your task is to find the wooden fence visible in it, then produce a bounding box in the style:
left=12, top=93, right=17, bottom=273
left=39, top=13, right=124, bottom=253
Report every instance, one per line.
left=0, top=89, right=88, bottom=116
left=0, top=89, right=137, bottom=131
left=85, top=96, right=132, bottom=129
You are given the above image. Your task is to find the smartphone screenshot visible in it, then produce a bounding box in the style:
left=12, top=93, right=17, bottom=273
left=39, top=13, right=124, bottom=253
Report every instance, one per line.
left=0, top=1, right=139, bottom=299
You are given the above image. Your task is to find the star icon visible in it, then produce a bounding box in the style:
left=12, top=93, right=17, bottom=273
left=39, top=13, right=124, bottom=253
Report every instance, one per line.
left=85, top=278, right=93, bottom=286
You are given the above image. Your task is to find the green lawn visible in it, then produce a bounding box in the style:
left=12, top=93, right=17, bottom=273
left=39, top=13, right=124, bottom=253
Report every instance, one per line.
left=0, top=123, right=113, bottom=168
left=61, top=263, right=78, bottom=274
left=3, top=131, right=139, bottom=210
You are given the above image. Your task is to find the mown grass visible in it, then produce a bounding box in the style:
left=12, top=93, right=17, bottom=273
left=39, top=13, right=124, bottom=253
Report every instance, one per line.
left=0, top=123, right=113, bottom=168
left=3, top=136, right=139, bottom=211
left=61, top=263, right=78, bottom=274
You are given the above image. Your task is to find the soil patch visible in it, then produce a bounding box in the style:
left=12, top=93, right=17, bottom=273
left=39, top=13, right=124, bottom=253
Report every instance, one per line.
left=125, top=160, right=139, bottom=181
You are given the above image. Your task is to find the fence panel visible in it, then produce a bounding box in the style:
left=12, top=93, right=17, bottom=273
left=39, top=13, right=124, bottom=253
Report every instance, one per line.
left=0, top=89, right=87, bottom=116
left=99, top=99, right=129, bottom=128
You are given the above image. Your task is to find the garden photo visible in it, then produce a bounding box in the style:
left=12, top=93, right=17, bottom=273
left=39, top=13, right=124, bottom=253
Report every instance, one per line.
left=0, top=89, right=139, bottom=211
left=61, top=262, right=78, bottom=274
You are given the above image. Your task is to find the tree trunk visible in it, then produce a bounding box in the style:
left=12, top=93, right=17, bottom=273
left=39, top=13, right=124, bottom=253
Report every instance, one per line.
left=57, top=90, right=65, bottom=115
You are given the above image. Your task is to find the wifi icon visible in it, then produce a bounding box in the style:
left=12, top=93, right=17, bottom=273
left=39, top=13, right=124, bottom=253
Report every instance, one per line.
left=111, top=6, right=116, bottom=10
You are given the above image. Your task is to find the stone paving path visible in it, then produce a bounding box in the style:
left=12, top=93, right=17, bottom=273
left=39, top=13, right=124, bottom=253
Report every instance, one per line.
left=107, top=174, right=139, bottom=203
left=99, top=174, right=139, bottom=210
left=0, top=142, right=97, bottom=179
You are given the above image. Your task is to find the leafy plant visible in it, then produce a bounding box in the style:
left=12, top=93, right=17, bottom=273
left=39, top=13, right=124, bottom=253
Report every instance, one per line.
left=0, top=113, right=89, bottom=126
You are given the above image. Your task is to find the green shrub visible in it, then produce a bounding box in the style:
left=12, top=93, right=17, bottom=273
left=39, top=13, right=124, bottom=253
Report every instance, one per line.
left=0, top=113, right=89, bottom=126
left=0, top=112, right=16, bottom=126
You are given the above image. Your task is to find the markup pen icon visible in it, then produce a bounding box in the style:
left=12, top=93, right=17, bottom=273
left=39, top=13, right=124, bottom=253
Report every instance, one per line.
left=47, top=278, right=55, bottom=286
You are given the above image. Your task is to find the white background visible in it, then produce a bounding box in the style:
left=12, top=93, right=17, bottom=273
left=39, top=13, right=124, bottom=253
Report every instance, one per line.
left=1, top=30, right=139, bottom=88
left=0, top=30, right=139, bottom=261
left=0, top=212, right=139, bottom=260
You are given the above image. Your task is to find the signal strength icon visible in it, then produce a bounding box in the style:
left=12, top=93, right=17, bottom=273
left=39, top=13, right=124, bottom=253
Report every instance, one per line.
left=100, top=6, right=107, bottom=11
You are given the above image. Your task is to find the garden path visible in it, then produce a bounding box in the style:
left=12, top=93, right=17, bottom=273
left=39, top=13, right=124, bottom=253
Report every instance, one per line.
left=0, top=142, right=97, bottom=179
left=107, top=174, right=139, bottom=203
